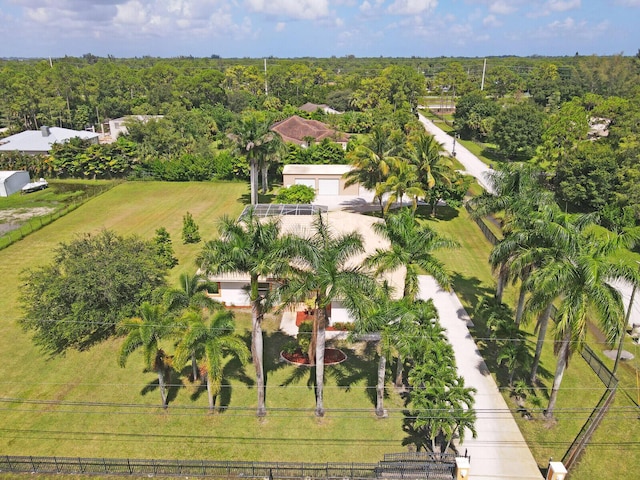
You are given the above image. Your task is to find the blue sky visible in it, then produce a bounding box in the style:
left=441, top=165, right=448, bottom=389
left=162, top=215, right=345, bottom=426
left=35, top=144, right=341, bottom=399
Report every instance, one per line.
left=0, top=0, right=639, bottom=58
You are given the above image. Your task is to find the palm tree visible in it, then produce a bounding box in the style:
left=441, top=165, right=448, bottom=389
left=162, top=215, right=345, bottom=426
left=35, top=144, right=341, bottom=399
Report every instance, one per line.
left=408, top=131, right=457, bottom=216
left=117, top=302, right=175, bottom=408
left=197, top=209, right=297, bottom=417
left=366, top=208, right=458, bottom=301
left=174, top=309, right=250, bottom=411
left=228, top=116, right=280, bottom=205
left=279, top=212, right=375, bottom=417
left=259, top=133, right=287, bottom=194
left=163, top=272, right=222, bottom=380
left=344, top=125, right=402, bottom=215
left=381, top=158, right=425, bottom=214
left=525, top=228, right=640, bottom=418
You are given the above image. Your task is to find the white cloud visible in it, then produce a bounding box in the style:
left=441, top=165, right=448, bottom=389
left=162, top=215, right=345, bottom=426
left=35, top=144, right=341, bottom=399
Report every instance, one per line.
left=483, top=14, right=502, bottom=27
left=546, top=0, right=581, bottom=12
left=489, top=1, right=518, bottom=15
left=387, top=0, right=438, bottom=15
left=114, top=1, right=148, bottom=25
left=275, top=21, right=286, bottom=31
left=245, top=0, right=330, bottom=20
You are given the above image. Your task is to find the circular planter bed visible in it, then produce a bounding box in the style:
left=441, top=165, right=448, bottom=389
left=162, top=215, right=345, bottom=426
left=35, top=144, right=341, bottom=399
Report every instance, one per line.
left=280, top=348, right=347, bottom=366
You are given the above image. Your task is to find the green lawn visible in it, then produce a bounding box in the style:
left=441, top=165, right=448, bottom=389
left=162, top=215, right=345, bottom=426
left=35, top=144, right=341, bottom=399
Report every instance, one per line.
left=0, top=180, right=405, bottom=463
left=0, top=181, right=638, bottom=478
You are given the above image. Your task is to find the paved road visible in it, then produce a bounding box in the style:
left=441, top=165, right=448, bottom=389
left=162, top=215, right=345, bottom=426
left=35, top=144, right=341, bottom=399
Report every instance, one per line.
left=418, top=276, right=543, bottom=480
left=418, top=113, right=495, bottom=194
left=419, top=113, right=640, bottom=328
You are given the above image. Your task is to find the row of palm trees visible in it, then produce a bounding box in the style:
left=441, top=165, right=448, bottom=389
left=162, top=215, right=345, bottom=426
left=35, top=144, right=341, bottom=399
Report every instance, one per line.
left=472, top=163, right=640, bottom=418
left=345, top=126, right=465, bottom=216
left=117, top=274, right=250, bottom=410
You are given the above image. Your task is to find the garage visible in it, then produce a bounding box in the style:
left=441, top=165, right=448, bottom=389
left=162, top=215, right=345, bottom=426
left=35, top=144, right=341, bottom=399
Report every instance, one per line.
left=318, top=179, right=340, bottom=195
left=294, top=178, right=316, bottom=189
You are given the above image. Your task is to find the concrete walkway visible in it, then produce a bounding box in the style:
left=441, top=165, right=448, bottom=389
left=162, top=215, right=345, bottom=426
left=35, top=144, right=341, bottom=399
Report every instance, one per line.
left=418, top=276, right=543, bottom=480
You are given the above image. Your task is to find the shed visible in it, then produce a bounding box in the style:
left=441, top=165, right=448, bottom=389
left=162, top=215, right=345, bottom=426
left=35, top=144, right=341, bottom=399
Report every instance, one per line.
left=0, top=171, right=30, bottom=197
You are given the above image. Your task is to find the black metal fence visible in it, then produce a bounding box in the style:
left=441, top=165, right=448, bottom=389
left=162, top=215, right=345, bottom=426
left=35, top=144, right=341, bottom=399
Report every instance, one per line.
left=0, top=454, right=461, bottom=479
left=463, top=203, right=499, bottom=246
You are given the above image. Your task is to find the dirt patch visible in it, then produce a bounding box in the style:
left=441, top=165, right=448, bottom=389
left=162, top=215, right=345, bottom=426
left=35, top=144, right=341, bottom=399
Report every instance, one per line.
left=0, top=207, right=56, bottom=235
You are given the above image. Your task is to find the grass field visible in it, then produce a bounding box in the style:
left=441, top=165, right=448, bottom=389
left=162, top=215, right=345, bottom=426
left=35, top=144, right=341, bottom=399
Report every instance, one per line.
left=0, top=181, right=638, bottom=479
left=0, top=181, right=406, bottom=463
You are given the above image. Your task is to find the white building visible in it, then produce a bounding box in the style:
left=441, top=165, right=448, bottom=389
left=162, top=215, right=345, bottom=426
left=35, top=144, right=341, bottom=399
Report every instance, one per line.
left=0, top=171, right=30, bottom=197
left=204, top=206, right=404, bottom=328
left=0, top=126, right=99, bottom=155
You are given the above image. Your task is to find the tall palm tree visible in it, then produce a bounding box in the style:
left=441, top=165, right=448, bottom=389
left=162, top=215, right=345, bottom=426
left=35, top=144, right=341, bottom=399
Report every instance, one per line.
left=174, top=309, right=250, bottom=411
left=344, top=125, right=402, bottom=215
left=259, top=133, right=287, bottom=194
left=197, top=209, right=297, bottom=417
left=117, top=302, right=175, bottom=408
left=366, top=208, right=458, bottom=301
left=279, top=212, right=375, bottom=417
left=163, top=272, right=222, bottom=380
left=526, top=228, right=640, bottom=418
left=228, top=116, right=279, bottom=205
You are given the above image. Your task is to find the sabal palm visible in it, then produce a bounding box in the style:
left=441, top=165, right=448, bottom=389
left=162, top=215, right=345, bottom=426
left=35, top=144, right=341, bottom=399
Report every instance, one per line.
left=164, top=272, right=222, bottom=380
left=117, top=302, right=175, bottom=408
left=174, top=309, right=249, bottom=411
left=228, top=116, right=278, bottom=205
left=345, top=125, right=402, bottom=215
left=367, top=208, right=458, bottom=301
left=279, top=212, right=375, bottom=417
left=198, top=209, right=296, bottom=417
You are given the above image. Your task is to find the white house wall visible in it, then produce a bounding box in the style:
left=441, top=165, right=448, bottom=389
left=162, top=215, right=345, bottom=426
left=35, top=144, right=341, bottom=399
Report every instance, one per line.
left=216, top=282, right=251, bottom=307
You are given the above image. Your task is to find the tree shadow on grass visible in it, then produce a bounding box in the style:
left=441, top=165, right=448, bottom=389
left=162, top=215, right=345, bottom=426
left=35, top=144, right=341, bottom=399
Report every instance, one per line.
left=238, top=192, right=276, bottom=206
left=416, top=205, right=460, bottom=222
left=451, top=273, right=494, bottom=316
left=140, top=369, right=184, bottom=407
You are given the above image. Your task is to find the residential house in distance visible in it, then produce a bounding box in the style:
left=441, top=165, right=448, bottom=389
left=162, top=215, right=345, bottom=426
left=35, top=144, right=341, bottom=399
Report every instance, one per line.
left=107, top=115, right=164, bottom=141
left=298, top=102, right=342, bottom=115
left=270, top=115, right=349, bottom=149
left=0, top=126, right=99, bottom=155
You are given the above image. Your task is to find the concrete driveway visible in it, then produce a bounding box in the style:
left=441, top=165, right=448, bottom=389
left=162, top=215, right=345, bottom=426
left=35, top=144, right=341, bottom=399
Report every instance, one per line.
left=418, top=276, right=543, bottom=480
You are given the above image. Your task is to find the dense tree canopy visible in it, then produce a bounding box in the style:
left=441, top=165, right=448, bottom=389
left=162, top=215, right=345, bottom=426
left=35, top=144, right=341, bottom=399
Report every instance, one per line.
left=20, top=230, right=167, bottom=355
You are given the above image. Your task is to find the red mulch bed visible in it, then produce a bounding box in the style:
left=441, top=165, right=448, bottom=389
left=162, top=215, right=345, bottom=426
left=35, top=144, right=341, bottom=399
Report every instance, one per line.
left=281, top=348, right=347, bottom=366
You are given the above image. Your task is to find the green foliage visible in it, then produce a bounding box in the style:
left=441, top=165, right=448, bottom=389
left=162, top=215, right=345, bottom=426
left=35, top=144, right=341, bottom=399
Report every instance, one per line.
left=153, top=227, right=178, bottom=268
left=275, top=184, right=316, bottom=204
left=492, top=102, right=544, bottom=159
left=49, top=137, right=138, bottom=179
left=181, top=211, right=201, bottom=244
left=454, top=92, right=500, bottom=141
left=284, top=139, right=347, bottom=165
left=19, top=229, right=167, bottom=355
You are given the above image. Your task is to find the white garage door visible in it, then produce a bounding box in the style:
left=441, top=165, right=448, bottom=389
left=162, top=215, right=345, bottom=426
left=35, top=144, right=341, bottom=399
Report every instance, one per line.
left=318, top=179, right=340, bottom=195
left=295, top=178, right=316, bottom=189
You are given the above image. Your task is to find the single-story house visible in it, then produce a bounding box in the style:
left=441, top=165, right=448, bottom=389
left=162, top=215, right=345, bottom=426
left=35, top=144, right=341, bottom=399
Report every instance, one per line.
left=0, top=170, right=30, bottom=197
left=203, top=206, right=404, bottom=327
left=0, top=126, right=99, bottom=155
left=299, top=103, right=342, bottom=115
left=282, top=164, right=358, bottom=197
left=270, top=115, right=349, bottom=149
left=108, top=115, right=164, bottom=140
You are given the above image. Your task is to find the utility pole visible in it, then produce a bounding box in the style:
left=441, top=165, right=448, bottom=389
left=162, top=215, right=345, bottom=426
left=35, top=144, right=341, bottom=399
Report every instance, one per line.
left=264, top=58, right=268, bottom=96
left=480, top=58, right=487, bottom=91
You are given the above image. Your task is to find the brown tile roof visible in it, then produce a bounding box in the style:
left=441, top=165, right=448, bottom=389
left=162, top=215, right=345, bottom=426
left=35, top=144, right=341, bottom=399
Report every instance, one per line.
left=270, top=115, right=349, bottom=146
